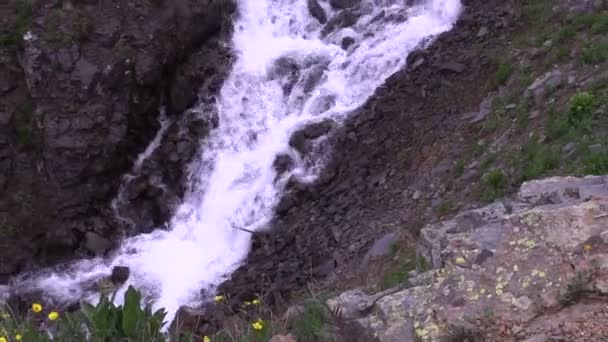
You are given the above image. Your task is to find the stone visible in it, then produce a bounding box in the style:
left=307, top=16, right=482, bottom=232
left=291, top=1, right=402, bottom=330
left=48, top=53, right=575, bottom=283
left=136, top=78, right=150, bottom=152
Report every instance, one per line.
left=341, top=36, right=356, bottom=50
left=84, top=232, right=112, bottom=256
left=522, top=334, right=548, bottom=342
left=439, top=61, right=466, bottom=73
left=111, top=266, right=130, bottom=284
left=588, top=144, right=603, bottom=154
left=329, top=0, right=361, bottom=10
left=273, top=154, right=295, bottom=174
left=269, top=335, right=296, bottom=342
left=462, top=93, right=495, bottom=123
left=363, top=232, right=398, bottom=263
left=308, top=0, right=327, bottom=23
left=477, top=26, right=489, bottom=37
left=562, top=142, right=576, bottom=154
left=412, top=190, right=422, bottom=200
left=524, top=70, right=564, bottom=105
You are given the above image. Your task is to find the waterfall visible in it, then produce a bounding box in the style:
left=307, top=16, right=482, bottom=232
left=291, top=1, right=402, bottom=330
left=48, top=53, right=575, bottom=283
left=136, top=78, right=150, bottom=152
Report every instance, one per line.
left=13, top=0, right=461, bottom=323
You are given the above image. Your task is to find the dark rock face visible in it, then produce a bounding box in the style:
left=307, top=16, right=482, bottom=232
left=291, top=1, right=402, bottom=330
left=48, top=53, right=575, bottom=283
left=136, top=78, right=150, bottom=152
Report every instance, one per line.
left=329, top=0, right=361, bottom=10
left=307, top=0, right=327, bottom=24
left=219, top=0, right=517, bottom=309
left=0, top=0, right=235, bottom=279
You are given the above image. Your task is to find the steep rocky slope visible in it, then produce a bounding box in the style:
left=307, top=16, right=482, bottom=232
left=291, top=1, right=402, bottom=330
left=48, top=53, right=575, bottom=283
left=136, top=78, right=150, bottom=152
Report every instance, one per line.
left=207, top=0, right=608, bottom=340
left=0, top=0, right=235, bottom=278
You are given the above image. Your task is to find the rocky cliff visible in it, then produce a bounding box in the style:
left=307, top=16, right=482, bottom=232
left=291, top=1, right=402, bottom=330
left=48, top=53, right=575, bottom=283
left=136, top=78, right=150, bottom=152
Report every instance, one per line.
left=0, top=0, right=235, bottom=278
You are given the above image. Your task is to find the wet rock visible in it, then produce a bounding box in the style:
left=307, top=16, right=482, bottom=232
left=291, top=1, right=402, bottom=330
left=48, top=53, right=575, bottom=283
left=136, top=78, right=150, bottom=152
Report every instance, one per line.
left=273, top=154, right=295, bottom=174
left=322, top=9, right=360, bottom=36
left=330, top=0, right=361, bottom=10
left=308, top=0, right=327, bottom=24
left=111, top=266, right=130, bottom=285
left=289, top=119, right=334, bottom=153
left=84, top=232, right=112, bottom=256
left=341, top=36, right=356, bottom=50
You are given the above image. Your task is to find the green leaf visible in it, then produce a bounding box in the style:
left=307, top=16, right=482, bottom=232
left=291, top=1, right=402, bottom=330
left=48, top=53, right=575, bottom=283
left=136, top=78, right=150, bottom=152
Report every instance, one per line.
left=122, top=286, right=142, bottom=337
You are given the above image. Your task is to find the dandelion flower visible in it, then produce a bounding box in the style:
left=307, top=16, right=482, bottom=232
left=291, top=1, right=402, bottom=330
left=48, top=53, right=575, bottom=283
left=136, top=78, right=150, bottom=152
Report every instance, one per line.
left=15, top=334, right=22, bottom=341
left=251, top=319, right=264, bottom=330
left=584, top=244, right=592, bottom=251
left=214, top=295, right=224, bottom=302
left=252, top=299, right=261, bottom=305
left=203, top=336, right=211, bottom=342
left=0, top=336, right=6, bottom=342
left=48, top=311, right=59, bottom=321
left=31, top=303, right=42, bottom=313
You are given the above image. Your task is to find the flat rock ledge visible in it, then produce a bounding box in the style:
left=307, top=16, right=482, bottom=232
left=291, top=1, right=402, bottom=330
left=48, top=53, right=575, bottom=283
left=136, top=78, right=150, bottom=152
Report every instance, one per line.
left=328, top=175, right=608, bottom=341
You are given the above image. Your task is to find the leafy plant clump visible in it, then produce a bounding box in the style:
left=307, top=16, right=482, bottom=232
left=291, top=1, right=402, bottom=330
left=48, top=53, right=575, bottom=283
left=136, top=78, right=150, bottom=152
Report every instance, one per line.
left=0, top=286, right=200, bottom=342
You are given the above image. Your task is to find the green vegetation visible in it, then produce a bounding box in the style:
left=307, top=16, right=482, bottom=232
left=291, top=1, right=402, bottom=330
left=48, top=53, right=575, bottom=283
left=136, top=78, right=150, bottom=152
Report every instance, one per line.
left=292, top=300, right=327, bottom=342
left=573, top=12, right=608, bottom=34
left=434, top=199, right=455, bottom=217
left=480, top=169, right=506, bottom=202
left=0, top=0, right=35, bottom=47
left=0, top=287, right=197, bottom=342
left=582, top=40, right=608, bottom=65
left=559, top=270, right=595, bottom=306
left=493, top=62, right=513, bottom=87
left=522, top=139, right=560, bottom=180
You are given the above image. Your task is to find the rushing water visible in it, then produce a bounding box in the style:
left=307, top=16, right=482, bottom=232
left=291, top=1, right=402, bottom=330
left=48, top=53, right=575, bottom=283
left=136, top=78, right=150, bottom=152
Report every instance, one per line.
left=13, top=0, right=461, bottom=323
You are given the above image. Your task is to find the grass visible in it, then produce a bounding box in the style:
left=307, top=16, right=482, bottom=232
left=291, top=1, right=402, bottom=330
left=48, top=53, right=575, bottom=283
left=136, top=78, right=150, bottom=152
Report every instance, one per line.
left=582, top=41, right=608, bottom=65
left=480, top=169, right=506, bottom=202
left=380, top=247, right=431, bottom=291
left=434, top=199, right=455, bottom=217
left=573, top=12, right=608, bottom=34
left=583, top=144, right=608, bottom=175
left=494, top=62, right=513, bottom=87
left=522, top=139, right=560, bottom=180
left=559, top=270, right=596, bottom=306
left=292, top=300, right=327, bottom=342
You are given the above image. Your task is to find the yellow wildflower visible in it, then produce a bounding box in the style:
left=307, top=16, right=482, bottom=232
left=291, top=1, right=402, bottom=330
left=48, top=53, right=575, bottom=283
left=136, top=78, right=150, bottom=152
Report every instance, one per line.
left=0, top=337, right=6, bottom=342
left=15, top=334, right=22, bottom=341
left=31, top=303, right=42, bottom=313
left=203, top=336, right=211, bottom=342
left=455, top=257, right=466, bottom=265
left=251, top=318, right=264, bottom=330
left=584, top=244, right=592, bottom=251
left=214, top=295, right=224, bottom=302
left=48, top=311, right=59, bottom=321
left=252, top=298, right=261, bottom=305
left=242, top=301, right=252, bottom=307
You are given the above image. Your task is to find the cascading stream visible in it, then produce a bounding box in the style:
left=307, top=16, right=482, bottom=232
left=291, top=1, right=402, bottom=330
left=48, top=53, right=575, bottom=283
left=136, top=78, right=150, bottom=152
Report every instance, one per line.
left=13, top=0, right=461, bottom=323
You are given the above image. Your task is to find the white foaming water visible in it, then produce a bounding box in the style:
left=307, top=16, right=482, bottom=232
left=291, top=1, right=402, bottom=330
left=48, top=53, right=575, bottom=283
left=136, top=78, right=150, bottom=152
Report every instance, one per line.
left=14, top=0, right=461, bottom=323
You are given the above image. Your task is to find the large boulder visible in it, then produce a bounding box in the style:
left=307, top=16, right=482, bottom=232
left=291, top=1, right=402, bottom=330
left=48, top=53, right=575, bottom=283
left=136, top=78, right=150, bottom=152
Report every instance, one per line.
left=328, top=176, right=608, bottom=341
